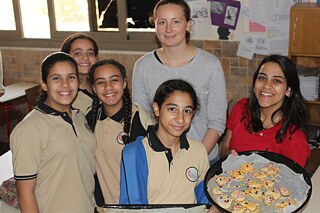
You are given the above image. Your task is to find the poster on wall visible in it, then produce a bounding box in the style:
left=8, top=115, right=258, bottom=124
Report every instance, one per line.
left=188, top=1, right=216, bottom=40
left=209, top=0, right=241, bottom=30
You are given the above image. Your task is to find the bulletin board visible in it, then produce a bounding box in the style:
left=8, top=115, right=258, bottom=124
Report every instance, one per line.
left=187, top=0, right=316, bottom=58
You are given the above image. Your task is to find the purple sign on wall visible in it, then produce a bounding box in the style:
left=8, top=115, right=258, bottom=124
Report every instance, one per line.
left=209, top=0, right=241, bottom=30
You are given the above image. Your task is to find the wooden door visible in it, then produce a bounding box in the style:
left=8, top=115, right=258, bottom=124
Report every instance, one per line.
left=289, top=7, right=320, bottom=56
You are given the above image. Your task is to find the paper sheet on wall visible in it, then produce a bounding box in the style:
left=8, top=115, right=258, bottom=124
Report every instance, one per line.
left=237, top=34, right=256, bottom=59
left=237, top=0, right=307, bottom=58
left=188, top=1, right=216, bottom=40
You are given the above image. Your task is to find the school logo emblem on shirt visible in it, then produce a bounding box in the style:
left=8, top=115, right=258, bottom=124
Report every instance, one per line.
left=117, top=131, right=127, bottom=145
left=185, top=166, right=199, bottom=182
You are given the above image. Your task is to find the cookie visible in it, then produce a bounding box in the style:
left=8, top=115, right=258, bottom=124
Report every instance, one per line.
left=214, top=175, right=229, bottom=187
left=261, top=194, right=274, bottom=206
left=265, top=188, right=281, bottom=200
left=230, top=169, right=245, bottom=180
left=240, top=200, right=259, bottom=211
left=247, top=179, right=261, bottom=188
left=254, top=171, right=267, bottom=180
left=261, top=179, right=275, bottom=188
left=216, top=195, right=233, bottom=209
left=231, top=190, right=246, bottom=202
left=275, top=198, right=298, bottom=208
left=280, top=186, right=290, bottom=197
left=212, top=186, right=223, bottom=195
left=240, top=163, right=255, bottom=173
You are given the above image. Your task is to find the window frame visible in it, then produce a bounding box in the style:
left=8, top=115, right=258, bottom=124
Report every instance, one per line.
left=0, top=0, right=158, bottom=51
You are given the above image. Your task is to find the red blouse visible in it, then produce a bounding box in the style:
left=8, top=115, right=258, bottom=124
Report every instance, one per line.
left=227, top=98, right=310, bottom=167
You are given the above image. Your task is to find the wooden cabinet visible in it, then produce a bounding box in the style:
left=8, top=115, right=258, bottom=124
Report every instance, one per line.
left=289, top=3, right=320, bottom=57
left=289, top=3, right=320, bottom=127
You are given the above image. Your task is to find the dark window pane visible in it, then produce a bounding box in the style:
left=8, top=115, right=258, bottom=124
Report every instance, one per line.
left=97, top=0, right=159, bottom=30
left=127, top=0, right=159, bottom=28
left=97, top=0, right=118, bottom=29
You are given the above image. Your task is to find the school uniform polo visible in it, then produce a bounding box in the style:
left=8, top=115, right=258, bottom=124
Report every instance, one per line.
left=93, top=103, right=153, bottom=204
left=119, top=125, right=210, bottom=205
left=72, top=88, right=94, bottom=114
left=10, top=102, right=96, bottom=213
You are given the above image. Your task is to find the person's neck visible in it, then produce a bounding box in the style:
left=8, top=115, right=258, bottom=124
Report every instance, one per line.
left=44, top=100, right=72, bottom=117
left=103, top=103, right=122, bottom=117
left=156, top=129, right=180, bottom=156
left=78, top=74, right=92, bottom=93
left=159, top=45, right=196, bottom=68
left=260, top=109, right=282, bottom=129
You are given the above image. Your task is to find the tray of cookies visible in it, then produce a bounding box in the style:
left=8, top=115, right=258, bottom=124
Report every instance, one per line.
left=204, top=151, right=312, bottom=213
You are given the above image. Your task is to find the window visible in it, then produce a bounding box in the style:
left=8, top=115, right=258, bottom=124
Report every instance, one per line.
left=54, top=0, right=90, bottom=32
left=19, top=0, right=50, bottom=38
left=96, top=0, right=158, bottom=30
left=0, top=0, right=16, bottom=30
left=0, top=0, right=160, bottom=51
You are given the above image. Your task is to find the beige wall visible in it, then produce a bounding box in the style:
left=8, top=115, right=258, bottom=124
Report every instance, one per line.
left=1, top=40, right=266, bottom=108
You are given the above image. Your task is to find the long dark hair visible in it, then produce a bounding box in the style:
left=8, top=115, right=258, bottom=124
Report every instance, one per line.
left=88, top=59, right=132, bottom=144
left=38, top=52, right=78, bottom=103
left=244, top=54, right=309, bottom=143
left=149, top=0, right=192, bottom=43
left=61, top=33, right=99, bottom=56
left=153, top=79, right=198, bottom=113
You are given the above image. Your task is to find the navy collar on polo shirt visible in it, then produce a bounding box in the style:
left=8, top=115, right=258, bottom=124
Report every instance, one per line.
left=147, top=125, right=190, bottom=152
left=36, top=102, right=78, bottom=136
left=97, top=104, right=125, bottom=123
left=78, top=88, right=95, bottom=99
left=147, top=124, right=190, bottom=167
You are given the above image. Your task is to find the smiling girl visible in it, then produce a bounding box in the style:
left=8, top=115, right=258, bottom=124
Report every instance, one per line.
left=132, top=0, right=227, bottom=165
left=10, top=52, right=96, bottom=213
left=220, top=55, right=310, bottom=167
left=119, top=79, right=210, bottom=205
left=86, top=59, right=154, bottom=205
left=61, top=33, right=99, bottom=113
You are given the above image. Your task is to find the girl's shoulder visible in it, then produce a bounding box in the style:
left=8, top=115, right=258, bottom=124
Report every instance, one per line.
left=135, top=50, right=157, bottom=65
left=195, top=47, right=219, bottom=62
left=186, top=137, right=207, bottom=153
left=233, top=98, right=249, bottom=112
left=10, top=109, right=49, bottom=137
left=132, top=102, right=156, bottom=129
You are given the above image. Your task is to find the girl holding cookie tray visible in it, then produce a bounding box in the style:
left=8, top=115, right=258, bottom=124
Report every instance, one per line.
left=220, top=54, right=310, bottom=167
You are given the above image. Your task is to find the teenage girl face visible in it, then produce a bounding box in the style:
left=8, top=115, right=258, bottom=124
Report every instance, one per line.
left=92, top=64, right=127, bottom=115
left=154, top=3, right=191, bottom=48
left=254, top=62, right=291, bottom=113
left=41, top=61, right=79, bottom=112
left=69, top=39, right=97, bottom=75
left=153, top=90, right=194, bottom=141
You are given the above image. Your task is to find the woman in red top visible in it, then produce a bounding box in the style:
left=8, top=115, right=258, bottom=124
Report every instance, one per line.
left=220, top=54, right=310, bottom=167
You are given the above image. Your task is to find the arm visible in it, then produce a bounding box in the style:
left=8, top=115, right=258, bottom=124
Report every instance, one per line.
left=119, top=137, right=148, bottom=204
left=202, top=128, right=220, bottom=154
left=16, top=179, right=39, bottom=213
left=205, top=55, right=227, bottom=151
left=220, top=129, right=232, bottom=158
left=132, top=60, right=152, bottom=112
left=220, top=129, right=238, bottom=158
